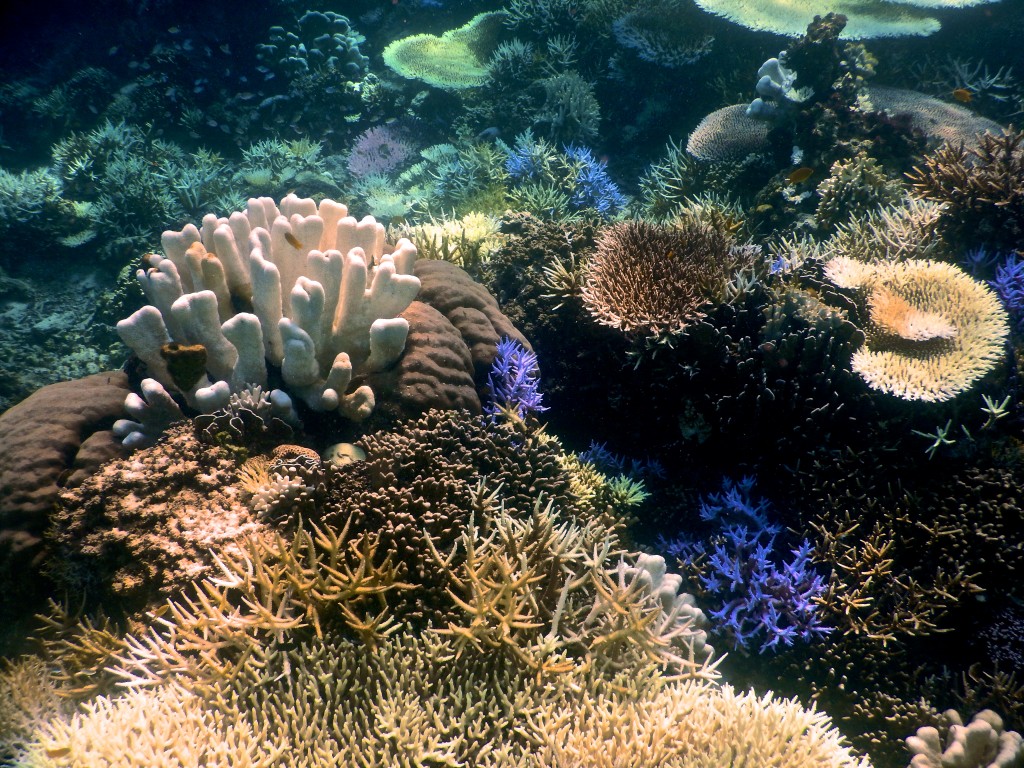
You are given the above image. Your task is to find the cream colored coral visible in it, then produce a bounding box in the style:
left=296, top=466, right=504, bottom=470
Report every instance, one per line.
left=907, top=709, right=1024, bottom=768
left=34, top=686, right=279, bottom=768
left=825, top=257, right=1008, bottom=402
left=531, top=681, right=871, bottom=768
left=21, top=633, right=870, bottom=768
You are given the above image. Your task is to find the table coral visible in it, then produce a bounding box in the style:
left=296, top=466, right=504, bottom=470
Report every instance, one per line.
left=826, top=257, right=1008, bottom=402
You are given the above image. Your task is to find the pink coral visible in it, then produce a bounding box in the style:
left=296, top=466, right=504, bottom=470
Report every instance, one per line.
left=347, top=125, right=415, bottom=179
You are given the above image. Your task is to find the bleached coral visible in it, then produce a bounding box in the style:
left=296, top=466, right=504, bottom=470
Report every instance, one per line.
left=116, top=194, right=419, bottom=430
left=907, top=709, right=1024, bottom=768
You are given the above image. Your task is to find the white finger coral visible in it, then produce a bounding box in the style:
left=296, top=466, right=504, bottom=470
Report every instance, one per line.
left=116, top=194, right=419, bottom=431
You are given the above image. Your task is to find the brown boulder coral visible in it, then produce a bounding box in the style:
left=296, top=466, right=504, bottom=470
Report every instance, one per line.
left=0, top=372, right=130, bottom=622
left=414, top=258, right=531, bottom=384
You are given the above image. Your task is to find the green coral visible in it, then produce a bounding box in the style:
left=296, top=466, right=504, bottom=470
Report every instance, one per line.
left=232, top=138, right=341, bottom=200
left=383, top=12, right=506, bottom=90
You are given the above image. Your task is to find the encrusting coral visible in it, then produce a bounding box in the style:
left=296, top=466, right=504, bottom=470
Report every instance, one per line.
left=825, top=257, right=1008, bottom=402
left=116, top=193, right=420, bottom=446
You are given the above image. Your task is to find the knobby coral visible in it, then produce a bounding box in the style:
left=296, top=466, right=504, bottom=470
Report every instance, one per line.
left=116, top=193, right=419, bottom=446
left=825, top=257, right=1009, bottom=401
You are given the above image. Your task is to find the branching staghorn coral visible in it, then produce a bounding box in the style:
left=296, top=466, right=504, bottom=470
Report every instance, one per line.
left=116, top=193, right=419, bottom=446
left=75, top=515, right=410, bottom=695
left=426, top=503, right=717, bottom=679
left=580, top=217, right=755, bottom=342
left=11, top=628, right=868, bottom=768
left=908, top=127, right=1024, bottom=252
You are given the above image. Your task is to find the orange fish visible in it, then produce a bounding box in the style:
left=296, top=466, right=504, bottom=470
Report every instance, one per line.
left=284, top=232, right=303, bottom=249
left=786, top=166, right=814, bottom=184
left=952, top=88, right=972, bottom=103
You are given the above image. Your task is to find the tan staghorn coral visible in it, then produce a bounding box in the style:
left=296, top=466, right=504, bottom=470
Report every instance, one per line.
left=15, top=632, right=869, bottom=768
left=825, top=257, right=1008, bottom=402
left=530, top=681, right=871, bottom=767
left=581, top=218, right=752, bottom=340
left=908, top=127, right=1024, bottom=251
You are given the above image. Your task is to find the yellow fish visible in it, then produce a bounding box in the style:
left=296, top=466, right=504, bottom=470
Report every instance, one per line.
left=284, top=232, right=303, bottom=249
left=786, top=167, right=814, bottom=184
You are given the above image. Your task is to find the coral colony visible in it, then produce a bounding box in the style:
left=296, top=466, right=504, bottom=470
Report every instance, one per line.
left=3, top=3, right=1024, bottom=767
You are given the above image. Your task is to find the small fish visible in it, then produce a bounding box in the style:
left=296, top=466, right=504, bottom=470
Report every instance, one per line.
left=45, top=747, right=72, bottom=758
left=220, top=43, right=231, bottom=54
left=284, top=232, right=303, bottom=249
left=755, top=204, right=774, bottom=213
left=952, top=88, right=972, bottom=103
left=786, top=166, right=814, bottom=184
left=168, top=26, right=180, bottom=33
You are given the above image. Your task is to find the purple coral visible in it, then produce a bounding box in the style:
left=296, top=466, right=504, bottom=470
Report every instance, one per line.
left=990, top=253, right=1024, bottom=329
left=347, top=125, right=415, bottom=179
left=658, top=476, right=832, bottom=654
left=484, top=337, right=548, bottom=420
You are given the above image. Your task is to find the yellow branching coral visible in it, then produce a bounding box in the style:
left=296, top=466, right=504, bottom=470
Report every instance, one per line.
left=825, top=257, right=1008, bottom=402
left=15, top=632, right=867, bottom=768
left=393, top=211, right=506, bottom=269
left=382, top=12, right=504, bottom=90
left=426, top=504, right=717, bottom=680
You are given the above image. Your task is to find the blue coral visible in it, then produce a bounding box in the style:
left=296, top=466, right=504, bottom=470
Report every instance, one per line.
left=659, top=477, right=832, bottom=654
left=485, top=337, right=549, bottom=420
left=990, top=253, right=1024, bottom=329
left=564, top=144, right=627, bottom=217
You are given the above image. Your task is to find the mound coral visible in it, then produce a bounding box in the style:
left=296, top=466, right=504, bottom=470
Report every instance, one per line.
left=51, top=423, right=266, bottom=614
left=908, top=127, right=1024, bottom=251
left=686, top=104, right=770, bottom=162
left=382, top=12, right=503, bottom=90
left=116, top=194, right=419, bottom=445
left=825, top=257, right=1008, bottom=401
left=580, top=218, right=750, bottom=339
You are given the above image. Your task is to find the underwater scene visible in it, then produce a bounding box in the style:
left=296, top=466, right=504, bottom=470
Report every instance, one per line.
left=1, top=0, right=1024, bottom=765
